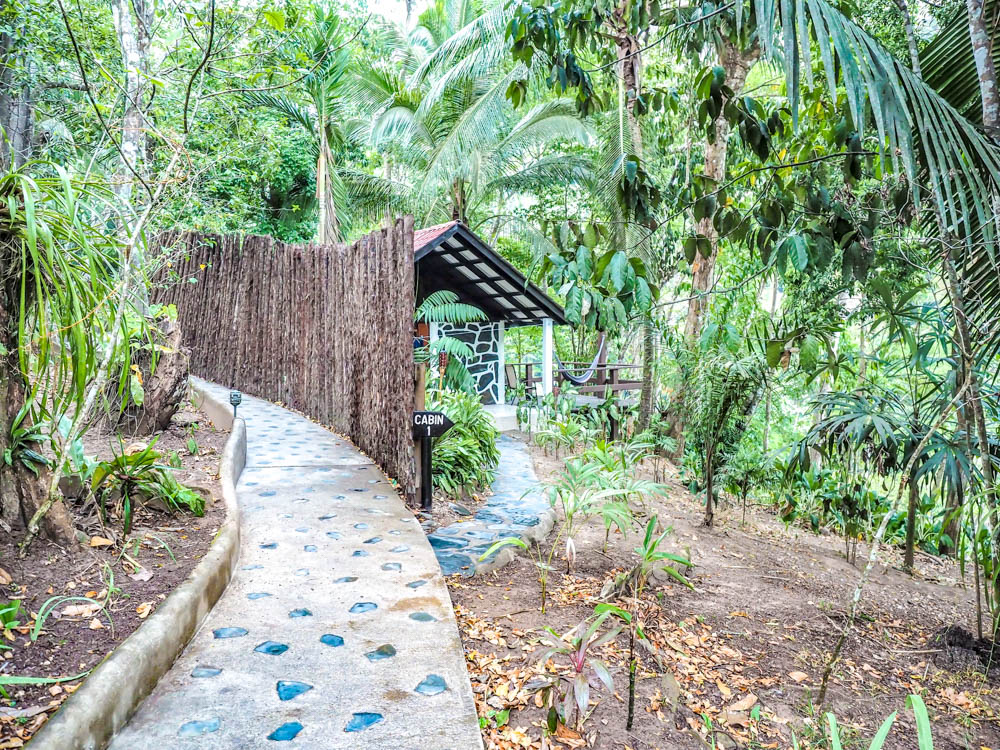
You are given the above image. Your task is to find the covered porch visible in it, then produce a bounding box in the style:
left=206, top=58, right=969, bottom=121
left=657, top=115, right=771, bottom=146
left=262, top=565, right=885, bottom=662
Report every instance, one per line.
left=414, top=221, right=642, bottom=427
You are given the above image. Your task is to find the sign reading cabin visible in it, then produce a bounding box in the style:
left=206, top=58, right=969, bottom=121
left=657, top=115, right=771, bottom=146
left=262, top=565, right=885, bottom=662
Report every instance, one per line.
left=412, top=411, right=455, bottom=439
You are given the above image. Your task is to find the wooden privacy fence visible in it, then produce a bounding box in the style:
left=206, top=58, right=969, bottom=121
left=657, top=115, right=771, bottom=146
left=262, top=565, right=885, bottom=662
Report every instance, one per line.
left=153, top=217, right=417, bottom=502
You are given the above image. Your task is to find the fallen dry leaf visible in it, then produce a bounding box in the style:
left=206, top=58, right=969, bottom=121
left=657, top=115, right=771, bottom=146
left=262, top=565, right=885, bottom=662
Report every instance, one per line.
left=89, top=536, right=113, bottom=548
left=61, top=602, right=100, bottom=618
left=136, top=602, right=153, bottom=619
left=726, top=693, right=758, bottom=713
left=128, top=567, right=153, bottom=583
left=788, top=671, right=809, bottom=683
left=0, top=568, right=11, bottom=585
left=88, top=618, right=104, bottom=630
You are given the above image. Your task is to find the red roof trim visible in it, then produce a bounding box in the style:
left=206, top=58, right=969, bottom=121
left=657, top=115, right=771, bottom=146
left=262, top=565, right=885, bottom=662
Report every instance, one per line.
left=412, top=221, right=458, bottom=254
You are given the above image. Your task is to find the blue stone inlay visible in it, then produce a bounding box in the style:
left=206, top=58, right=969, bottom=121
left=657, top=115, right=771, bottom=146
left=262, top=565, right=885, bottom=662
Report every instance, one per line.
left=415, top=674, right=448, bottom=695
left=374, top=494, right=388, bottom=499
left=333, top=576, right=357, bottom=583
left=352, top=550, right=368, bottom=557
left=406, top=580, right=427, bottom=589
left=242, top=564, right=263, bottom=570
left=410, top=612, right=437, bottom=622
left=268, top=721, right=303, bottom=741
left=247, top=592, right=272, bottom=600
left=294, top=568, right=310, bottom=576
left=381, top=562, right=401, bottom=572
left=365, top=644, right=396, bottom=661
left=349, top=602, right=377, bottom=613
left=276, top=680, right=313, bottom=701
left=304, top=544, right=317, bottom=552
left=326, top=531, right=342, bottom=539
left=354, top=522, right=368, bottom=529
left=363, top=537, right=382, bottom=544
left=259, top=490, right=276, bottom=497
left=213, top=627, right=248, bottom=639
left=344, top=713, right=384, bottom=733
left=320, top=633, right=345, bottom=647
left=178, top=718, right=220, bottom=737
left=319, top=514, right=336, bottom=520
left=428, top=535, right=469, bottom=550
left=260, top=542, right=277, bottom=549
left=295, top=526, right=310, bottom=533
left=255, top=641, right=289, bottom=655
left=288, top=608, right=312, bottom=618
left=191, top=666, right=221, bottom=678
left=390, top=545, right=409, bottom=553
left=279, top=513, right=293, bottom=519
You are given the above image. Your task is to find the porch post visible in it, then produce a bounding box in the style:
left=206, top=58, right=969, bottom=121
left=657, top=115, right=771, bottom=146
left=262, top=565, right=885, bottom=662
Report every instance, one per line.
left=496, top=322, right=506, bottom=404
left=541, top=317, right=554, bottom=395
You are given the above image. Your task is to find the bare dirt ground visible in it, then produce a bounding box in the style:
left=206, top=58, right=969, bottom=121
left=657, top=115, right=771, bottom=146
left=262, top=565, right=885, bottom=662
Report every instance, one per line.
left=447, top=434, right=998, bottom=750
left=0, top=402, right=227, bottom=748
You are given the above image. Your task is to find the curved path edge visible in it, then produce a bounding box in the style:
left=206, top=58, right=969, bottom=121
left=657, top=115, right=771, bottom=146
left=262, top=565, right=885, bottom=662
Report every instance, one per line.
left=28, top=379, right=245, bottom=750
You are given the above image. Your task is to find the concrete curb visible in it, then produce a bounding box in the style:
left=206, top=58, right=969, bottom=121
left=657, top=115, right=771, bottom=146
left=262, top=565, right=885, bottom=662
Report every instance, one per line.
left=28, top=381, right=246, bottom=750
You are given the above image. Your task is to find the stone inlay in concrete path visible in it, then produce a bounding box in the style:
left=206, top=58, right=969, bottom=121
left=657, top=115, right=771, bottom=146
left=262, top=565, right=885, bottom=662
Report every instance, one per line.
left=427, top=435, right=554, bottom=576
left=108, top=383, right=483, bottom=749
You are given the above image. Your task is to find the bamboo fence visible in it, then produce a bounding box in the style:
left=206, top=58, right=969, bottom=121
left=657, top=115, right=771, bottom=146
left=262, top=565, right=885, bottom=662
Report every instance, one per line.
left=153, top=217, right=417, bottom=502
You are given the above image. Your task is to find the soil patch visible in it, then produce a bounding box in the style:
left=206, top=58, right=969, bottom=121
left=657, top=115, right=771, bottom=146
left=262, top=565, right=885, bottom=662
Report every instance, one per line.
left=447, top=434, right=999, bottom=750
left=0, top=403, right=227, bottom=747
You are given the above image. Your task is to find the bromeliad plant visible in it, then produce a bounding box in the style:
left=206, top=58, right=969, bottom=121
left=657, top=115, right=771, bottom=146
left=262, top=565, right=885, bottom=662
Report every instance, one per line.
left=535, top=610, right=621, bottom=733
left=91, top=437, right=205, bottom=536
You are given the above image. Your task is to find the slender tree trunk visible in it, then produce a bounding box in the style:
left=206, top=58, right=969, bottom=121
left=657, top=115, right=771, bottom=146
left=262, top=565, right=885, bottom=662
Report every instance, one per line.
left=967, top=0, right=1000, bottom=139
left=684, top=41, right=760, bottom=344
left=893, top=0, right=923, bottom=78
left=704, top=442, right=715, bottom=527
left=111, top=0, right=151, bottom=204
left=904, top=476, right=919, bottom=571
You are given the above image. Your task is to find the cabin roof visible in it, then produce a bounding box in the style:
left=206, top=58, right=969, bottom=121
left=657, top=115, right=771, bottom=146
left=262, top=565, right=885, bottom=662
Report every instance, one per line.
left=414, top=221, right=567, bottom=327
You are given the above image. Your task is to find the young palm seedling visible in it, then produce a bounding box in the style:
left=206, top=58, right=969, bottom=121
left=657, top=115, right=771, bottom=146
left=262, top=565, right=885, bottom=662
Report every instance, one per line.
left=601, top=516, right=692, bottom=730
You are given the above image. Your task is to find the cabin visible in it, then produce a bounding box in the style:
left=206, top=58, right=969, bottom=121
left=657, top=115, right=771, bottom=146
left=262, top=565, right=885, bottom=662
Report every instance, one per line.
left=414, top=221, right=641, bottom=427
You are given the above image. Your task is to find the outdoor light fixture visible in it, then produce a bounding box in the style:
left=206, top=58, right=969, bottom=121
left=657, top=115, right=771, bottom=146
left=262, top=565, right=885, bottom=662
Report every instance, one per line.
left=230, top=390, right=242, bottom=420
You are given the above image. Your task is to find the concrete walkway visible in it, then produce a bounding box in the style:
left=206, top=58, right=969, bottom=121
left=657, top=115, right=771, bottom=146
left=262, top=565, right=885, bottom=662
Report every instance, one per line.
left=427, top=435, right=553, bottom=576
left=109, top=383, right=483, bottom=749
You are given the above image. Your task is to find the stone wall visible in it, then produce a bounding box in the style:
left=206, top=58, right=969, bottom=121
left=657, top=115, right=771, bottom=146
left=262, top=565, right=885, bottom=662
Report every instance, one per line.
left=439, top=322, right=501, bottom=404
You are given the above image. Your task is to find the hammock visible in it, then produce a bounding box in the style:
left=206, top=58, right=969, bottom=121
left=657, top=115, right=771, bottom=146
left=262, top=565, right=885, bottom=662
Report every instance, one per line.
left=555, top=335, right=606, bottom=386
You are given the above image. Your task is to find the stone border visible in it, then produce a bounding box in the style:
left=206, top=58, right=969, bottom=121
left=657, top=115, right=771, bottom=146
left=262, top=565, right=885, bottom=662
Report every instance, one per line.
left=28, top=381, right=245, bottom=750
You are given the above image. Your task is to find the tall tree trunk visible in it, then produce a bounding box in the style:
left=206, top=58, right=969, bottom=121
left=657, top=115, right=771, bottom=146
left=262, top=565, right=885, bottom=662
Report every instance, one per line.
left=111, top=0, right=151, bottom=204
left=0, top=1, right=33, bottom=170
left=0, top=245, right=75, bottom=542
left=661, top=40, right=759, bottom=453
left=684, top=41, right=759, bottom=343
left=316, top=129, right=340, bottom=244
left=613, top=14, right=658, bottom=431
left=967, top=0, right=1000, bottom=140
left=893, top=0, right=923, bottom=78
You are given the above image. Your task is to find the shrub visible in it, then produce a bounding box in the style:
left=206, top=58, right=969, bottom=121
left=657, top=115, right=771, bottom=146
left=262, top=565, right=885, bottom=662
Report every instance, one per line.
left=426, top=389, right=500, bottom=499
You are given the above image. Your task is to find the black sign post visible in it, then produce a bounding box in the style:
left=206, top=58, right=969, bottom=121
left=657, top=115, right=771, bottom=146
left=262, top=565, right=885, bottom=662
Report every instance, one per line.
left=412, top=411, right=454, bottom=511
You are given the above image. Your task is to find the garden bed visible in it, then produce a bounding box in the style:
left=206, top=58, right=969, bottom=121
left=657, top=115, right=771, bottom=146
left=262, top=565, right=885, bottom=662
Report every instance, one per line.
left=0, top=404, right=227, bottom=748
left=447, top=435, right=998, bottom=750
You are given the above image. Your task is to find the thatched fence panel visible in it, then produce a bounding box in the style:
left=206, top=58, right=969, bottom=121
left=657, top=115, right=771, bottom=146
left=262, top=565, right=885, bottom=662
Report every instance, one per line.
left=153, top=218, right=416, bottom=502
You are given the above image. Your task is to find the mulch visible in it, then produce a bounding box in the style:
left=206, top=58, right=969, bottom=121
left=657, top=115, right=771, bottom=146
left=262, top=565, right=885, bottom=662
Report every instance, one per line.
left=0, top=405, right=228, bottom=748
left=446, top=435, right=1000, bottom=750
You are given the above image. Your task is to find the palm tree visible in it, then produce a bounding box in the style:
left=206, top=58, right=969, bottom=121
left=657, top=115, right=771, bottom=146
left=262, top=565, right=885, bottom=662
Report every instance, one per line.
left=244, top=7, right=355, bottom=244
left=343, top=0, right=591, bottom=229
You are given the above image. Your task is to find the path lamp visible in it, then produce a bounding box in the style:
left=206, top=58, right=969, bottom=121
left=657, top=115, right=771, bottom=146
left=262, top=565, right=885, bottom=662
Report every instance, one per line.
left=230, top=390, right=242, bottom=420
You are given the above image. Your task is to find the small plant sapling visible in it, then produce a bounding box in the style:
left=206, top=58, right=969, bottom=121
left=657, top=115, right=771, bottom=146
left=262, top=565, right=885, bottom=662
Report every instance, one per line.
left=535, top=610, right=620, bottom=733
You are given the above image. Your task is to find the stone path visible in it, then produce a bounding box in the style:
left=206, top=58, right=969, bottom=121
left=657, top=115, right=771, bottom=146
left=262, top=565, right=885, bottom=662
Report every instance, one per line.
left=427, top=435, right=553, bottom=576
left=109, top=383, right=482, bottom=749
